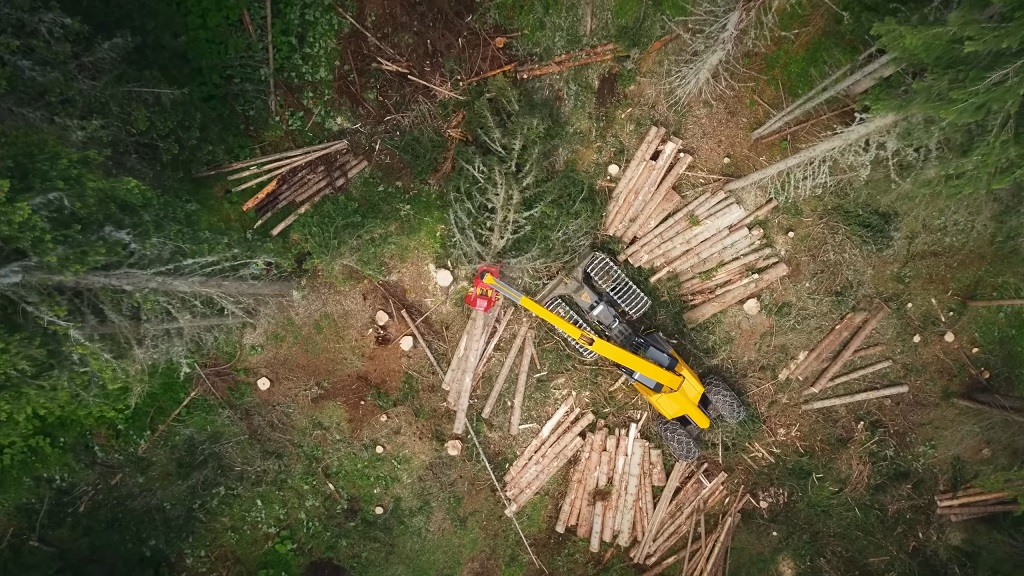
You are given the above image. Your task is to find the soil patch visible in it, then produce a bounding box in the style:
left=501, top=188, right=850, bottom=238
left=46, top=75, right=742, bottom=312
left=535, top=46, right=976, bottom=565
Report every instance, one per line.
left=243, top=273, right=425, bottom=432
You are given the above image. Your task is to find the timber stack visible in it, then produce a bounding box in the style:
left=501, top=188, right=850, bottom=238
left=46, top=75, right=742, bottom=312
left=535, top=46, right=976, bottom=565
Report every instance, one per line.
left=604, top=126, right=788, bottom=326
left=502, top=397, right=594, bottom=515
left=935, top=485, right=1023, bottom=522
left=779, top=303, right=907, bottom=410
left=442, top=302, right=516, bottom=451
left=197, top=139, right=368, bottom=237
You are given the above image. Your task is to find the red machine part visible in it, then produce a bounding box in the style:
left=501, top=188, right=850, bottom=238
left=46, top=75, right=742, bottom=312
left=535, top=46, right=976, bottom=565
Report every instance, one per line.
left=464, top=264, right=502, bottom=312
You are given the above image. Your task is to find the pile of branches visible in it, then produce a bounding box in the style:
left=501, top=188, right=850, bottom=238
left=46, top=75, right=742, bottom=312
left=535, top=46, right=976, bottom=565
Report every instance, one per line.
left=197, top=140, right=368, bottom=236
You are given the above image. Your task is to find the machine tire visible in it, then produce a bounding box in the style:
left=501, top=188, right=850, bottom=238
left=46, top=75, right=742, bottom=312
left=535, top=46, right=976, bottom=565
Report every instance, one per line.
left=653, top=414, right=700, bottom=462
left=702, top=374, right=746, bottom=423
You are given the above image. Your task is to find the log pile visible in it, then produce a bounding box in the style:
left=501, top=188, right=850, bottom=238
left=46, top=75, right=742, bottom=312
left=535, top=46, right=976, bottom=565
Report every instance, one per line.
left=442, top=302, right=514, bottom=444
left=197, top=140, right=369, bottom=237
left=780, top=303, right=906, bottom=410
left=603, top=127, right=788, bottom=325
left=502, top=397, right=594, bottom=515
left=935, top=485, right=1023, bottom=522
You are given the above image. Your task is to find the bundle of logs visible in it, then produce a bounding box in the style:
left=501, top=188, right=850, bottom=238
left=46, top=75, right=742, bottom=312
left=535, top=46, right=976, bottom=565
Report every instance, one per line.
left=935, top=484, right=1023, bottom=522
left=197, top=139, right=368, bottom=237
left=781, top=303, right=906, bottom=410
left=442, top=304, right=556, bottom=455
left=603, top=127, right=789, bottom=326
left=502, top=396, right=594, bottom=515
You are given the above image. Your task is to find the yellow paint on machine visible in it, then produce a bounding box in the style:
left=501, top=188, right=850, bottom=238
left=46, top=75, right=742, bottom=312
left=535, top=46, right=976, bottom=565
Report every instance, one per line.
left=480, top=273, right=710, bottom=428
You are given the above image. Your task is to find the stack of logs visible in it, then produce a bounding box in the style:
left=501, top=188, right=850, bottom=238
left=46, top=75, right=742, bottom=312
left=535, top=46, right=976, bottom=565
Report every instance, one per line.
left=935, top=484, right=1024, bottom=522
left=502, top=396, right=594, bottom=515
left=633, top=465, right=744, bottom=576
left=603, top=127, right=789, bottom=326
left=782, top=303, right=907, bottom=410
left=443, top=305, right=554, bottom=455
left=554, top=420, right=666, bottom=551
left=197, top=140, right=368, bottom=237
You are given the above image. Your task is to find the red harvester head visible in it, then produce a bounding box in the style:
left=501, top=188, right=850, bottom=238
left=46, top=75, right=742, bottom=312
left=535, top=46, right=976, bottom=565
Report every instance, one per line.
left=464, top=264, right=501, bottom=312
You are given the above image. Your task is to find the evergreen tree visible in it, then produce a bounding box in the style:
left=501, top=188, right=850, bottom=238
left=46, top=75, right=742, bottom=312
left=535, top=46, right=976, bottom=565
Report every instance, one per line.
left=872, top=0, right=1024, bottom=193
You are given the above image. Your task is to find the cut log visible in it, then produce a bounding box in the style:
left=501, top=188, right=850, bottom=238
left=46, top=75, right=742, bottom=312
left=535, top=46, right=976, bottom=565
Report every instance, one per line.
left=622, top=154, right=694, bottom=243
left=936, top=492, right=1011, bottom=508
left=654, top=226, right=755, bottom=282
left=578, top=427, right=607, bottom=538
left=624, top=188, right=717, bottom=260
left=801, top=384, right=909, bottom=411
left=609, top=160, right=657, bottom=235
left=729, top=198, right=778, bottom=231
left=603, top=429, right=628, bottom=542
left=242, top=176, right=281, bottom=212
left=641, top=204, right=745, bottom=269
left=850, top=344, right=886, bottom=361
left=613, top=140, right=679, bottom=237
left=966, top=392, right=1024, bottom=413
left=196, top=140, right=344, bottom=176
left=453, top=307, right=502, bottom=434
left=556, top=448, right=587, bottom=533
left=507, top=407, right=582, bottom=486
left=806, top=304, right=890, bottom=394
left=964, top=298, right=1024, bottom=307
left=400, top=310, right=444, bottom=379
left=568, top=434, right=595, bottom=528
left=683, top=263, right=790, bottom=325
left=508, top=330, right=535, bottom=435
left=616, top=438, right=646, bottom=546
left=472, top=307, right=515, bottom=383
left=635, top=188, right=686, bottom=239
left=505, top=436, right=585, bottom=515
left=590, top=449, right=611, bottom=552
left=635, top=461, right=686, bottom=560
left=605, top=127, right=665, bottom=230
left=508, top=412, right=596, bottom=496
left=822, top=359, right=893, bottom=388
left=649, top=448, right=667, bottom=487
left=679, top=246, right=772, bottom=293
left=481, top=320, right=530, bottom=418
left=789, top=311, right=867, bottom=382
left=506, top=394, right=576, bottom=481
left=935, top=503, right=1021, bottom=516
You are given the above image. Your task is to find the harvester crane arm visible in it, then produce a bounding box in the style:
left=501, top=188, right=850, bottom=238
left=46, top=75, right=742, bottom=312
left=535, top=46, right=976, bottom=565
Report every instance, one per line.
left=478, top=271, right=686, bottom=392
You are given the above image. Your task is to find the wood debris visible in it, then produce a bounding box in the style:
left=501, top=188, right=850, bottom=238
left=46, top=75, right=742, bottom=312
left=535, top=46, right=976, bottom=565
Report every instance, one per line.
left=935, top=485, right=1024, bottom=522
left=517, top=43, right=620, bottom=79
left=604, top=127, right=787, bottom=325
left=197, top=139, right=368, bottom=236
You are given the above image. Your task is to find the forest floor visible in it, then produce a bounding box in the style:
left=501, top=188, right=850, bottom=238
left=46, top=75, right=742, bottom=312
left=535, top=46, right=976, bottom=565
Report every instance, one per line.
left=190, top=2, right=1024, bottom=575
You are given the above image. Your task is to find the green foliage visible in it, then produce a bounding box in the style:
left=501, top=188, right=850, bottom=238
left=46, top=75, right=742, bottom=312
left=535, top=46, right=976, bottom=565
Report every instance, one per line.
left=873, top=0, right=1024, bottom=194
left=290, top=172, right=445, bottom=279
left=446, top=84, right=601, bottom=277
left=487, top=0, right=681, bottom=59
left=833, top=202, right=900, bottom=250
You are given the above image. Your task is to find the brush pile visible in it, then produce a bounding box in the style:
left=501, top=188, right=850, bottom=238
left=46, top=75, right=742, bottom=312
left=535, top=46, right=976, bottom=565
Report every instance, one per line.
left=935, top=485, right=1023, bottom=522
left=603, top=127, right=788, bottom=325
left=502, top=395, right=594, bottom=515
left=782, top=303, right=906, bottom=410
left=197, top=140, right=368, bottom=237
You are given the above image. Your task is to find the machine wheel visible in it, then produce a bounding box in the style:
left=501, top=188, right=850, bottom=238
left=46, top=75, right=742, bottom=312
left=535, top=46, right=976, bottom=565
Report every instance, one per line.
left=702, top=374, right=746, bottom=423
left=653, top=414, right=700, bottom=462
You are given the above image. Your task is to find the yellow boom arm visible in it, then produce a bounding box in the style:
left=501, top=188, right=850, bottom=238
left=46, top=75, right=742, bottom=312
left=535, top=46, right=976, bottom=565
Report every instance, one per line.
left=479, top=272, right=710, bottom=428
